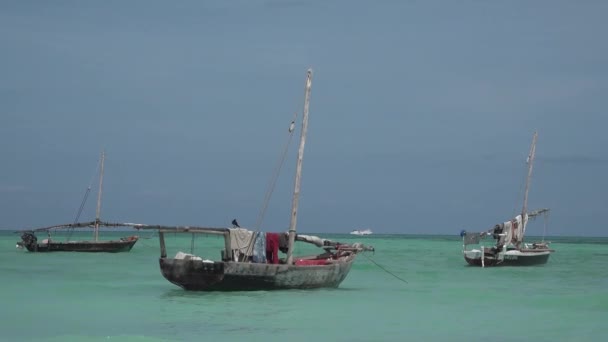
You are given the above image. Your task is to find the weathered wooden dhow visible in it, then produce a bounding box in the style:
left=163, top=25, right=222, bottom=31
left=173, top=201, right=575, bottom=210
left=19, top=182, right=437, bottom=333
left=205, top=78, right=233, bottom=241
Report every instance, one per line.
left=17, top=221, right=139, bottom=253
left=136, top=69, right=374, bottom=291
left=134, top=224, right=372, bottom=291
left=462, top=132, right=554, bottom=267
left=16, top=151, right=139, bottom=253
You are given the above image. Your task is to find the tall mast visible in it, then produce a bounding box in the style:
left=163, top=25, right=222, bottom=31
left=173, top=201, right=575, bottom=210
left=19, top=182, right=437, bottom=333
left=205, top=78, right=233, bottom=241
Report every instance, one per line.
left=94, top=150, right=105, bottom=241
left=286, top=69, right=313, bottom=265
left=521, top=132, right=537, bottom=219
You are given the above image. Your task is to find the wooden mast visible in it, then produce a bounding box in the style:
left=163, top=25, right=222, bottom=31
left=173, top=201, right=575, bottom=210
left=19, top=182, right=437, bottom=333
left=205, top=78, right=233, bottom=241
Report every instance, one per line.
left=94, top=150, right=105, bottom=241
left=521, top=132, right=537, bottom=239
left=286, top=69, right=313, bottom=265
left=522, top=132, right=537, bottom=217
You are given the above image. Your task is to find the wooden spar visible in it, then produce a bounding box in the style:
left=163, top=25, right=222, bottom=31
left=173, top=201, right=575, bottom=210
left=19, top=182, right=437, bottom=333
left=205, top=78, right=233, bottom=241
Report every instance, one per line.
left=286, top=69, right=313, bottom=265
left=521, top=132, right=537, bottom=224
left=528, top=208, right=550, bottom=218
left=132, top=225, right=229, bottom=234
left=94, top=150, right=105, bottom=241
left=224, top=230, right=231, bottom=260
left=40, top=222, right=228, bottom=234
left=137, top=224, right=231, bottom=260
left=159, top=232, right=167, bottom=258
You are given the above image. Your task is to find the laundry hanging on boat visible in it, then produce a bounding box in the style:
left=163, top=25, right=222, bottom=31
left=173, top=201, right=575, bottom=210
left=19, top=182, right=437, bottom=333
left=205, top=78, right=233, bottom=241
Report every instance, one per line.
left=229, top=228, right=254, bottom=261
left=510, top=214, right=526, bottom=244
left=279, top=232, right=289, bottom=253
left=266, top=232, right=280, bottom=264
left=499, top=220, right=513, bottom=247
left=252, top=232, right=267, bottom=263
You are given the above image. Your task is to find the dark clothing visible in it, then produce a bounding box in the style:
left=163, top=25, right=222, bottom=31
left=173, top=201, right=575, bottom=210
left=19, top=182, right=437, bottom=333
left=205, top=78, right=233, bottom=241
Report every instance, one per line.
left=279, top=232, right=290, bottom=253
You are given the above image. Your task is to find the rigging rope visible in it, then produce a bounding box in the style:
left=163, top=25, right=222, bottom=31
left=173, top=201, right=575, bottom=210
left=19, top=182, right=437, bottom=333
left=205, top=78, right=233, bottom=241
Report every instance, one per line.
left=66, top=187, right=91, bottom=241
left=512, top=156, right=527, bottom=220
left=542, top=211, right=549, bottom=242
left=254, top=112, right=298, bottom=231
left=66, top=157, right=101, bottom=241
left=361, top=253, right=408, bottom=284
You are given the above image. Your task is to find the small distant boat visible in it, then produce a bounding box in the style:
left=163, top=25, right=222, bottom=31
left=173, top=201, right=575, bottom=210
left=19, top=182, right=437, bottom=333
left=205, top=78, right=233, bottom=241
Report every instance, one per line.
left=17, top=222, right=139, bottom=253
left=16, top=151, right=139, bottom=253
left=350, top=229, right=373, bottom=236
left=462, top=132, right=554, bottom=267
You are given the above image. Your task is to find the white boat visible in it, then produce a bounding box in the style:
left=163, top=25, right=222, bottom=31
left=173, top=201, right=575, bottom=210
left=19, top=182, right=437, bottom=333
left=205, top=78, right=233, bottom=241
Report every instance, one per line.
left=350, top=229, right=373, bottom=236
left=462, top=132, right=554, bottom=267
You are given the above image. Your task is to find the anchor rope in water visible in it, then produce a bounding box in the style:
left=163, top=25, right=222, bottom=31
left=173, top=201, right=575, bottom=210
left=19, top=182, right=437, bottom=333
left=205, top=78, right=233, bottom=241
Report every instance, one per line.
left=138, top=230, right=161, bottom=248
left=361, top=252, right=408, bottom=284
left=137, top=239, right=154, bottom=248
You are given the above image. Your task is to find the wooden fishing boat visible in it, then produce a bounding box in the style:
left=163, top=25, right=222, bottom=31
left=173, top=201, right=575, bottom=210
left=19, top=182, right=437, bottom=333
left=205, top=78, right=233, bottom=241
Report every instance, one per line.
left=136, top=69, right=374, bottom=290
left=462, top=132, right=554, bottom=267
left=133, top=225, right=372, bottom=291
left=16, top=151, right=139, bottom=253
left=17, top=221, right=139, bottom=253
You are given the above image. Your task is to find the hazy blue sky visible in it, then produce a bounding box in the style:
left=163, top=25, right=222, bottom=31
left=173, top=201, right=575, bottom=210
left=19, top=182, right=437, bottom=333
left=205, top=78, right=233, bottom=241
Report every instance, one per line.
left=1, top=0, right=607, bottom=236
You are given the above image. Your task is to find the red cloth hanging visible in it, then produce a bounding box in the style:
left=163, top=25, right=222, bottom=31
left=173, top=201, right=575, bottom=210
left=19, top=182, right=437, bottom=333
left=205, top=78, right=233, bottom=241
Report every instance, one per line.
left=266, top=233, right=280, bottom=264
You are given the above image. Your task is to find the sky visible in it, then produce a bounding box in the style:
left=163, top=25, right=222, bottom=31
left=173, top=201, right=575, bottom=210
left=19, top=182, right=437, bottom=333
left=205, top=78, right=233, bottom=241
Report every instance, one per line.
left=1, top=0, right=607, bottom=236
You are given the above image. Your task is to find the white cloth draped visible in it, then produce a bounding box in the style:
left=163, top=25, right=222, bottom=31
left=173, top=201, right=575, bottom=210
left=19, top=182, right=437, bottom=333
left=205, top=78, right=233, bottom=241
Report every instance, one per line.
left=229, top=228, right=255, bottom=260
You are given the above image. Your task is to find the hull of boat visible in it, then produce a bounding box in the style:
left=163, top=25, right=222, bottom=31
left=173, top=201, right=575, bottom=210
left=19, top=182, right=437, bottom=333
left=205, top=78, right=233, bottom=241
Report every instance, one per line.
left=158, top=255, right=356, bottom=291
left=22, top=237, right=138, bottom=253
left=464, top=249, right=553, bottom=267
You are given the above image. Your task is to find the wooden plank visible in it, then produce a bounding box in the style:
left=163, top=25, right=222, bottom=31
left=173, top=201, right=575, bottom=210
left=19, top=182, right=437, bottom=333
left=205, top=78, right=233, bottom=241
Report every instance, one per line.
left=159, top=232, right=167, bottom=258
left=134, top=225, right=229, bottom=234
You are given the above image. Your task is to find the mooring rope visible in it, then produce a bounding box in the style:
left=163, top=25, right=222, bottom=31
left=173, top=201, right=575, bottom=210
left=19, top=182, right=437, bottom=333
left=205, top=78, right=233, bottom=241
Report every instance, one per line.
left=137, top=238, right=154, bottom=248
left=361, top=253, right=408, bottom=284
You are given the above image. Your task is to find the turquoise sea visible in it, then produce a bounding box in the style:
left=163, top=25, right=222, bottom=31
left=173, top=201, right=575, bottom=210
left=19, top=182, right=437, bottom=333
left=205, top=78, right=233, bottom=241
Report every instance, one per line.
left=1, top=231, right=606, bottom=342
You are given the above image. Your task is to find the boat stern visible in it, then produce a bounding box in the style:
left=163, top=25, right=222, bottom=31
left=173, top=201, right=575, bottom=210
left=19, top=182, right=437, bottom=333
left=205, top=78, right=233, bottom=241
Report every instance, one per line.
left=159, top=258, right=226, bottom=290
left=18, top=231, right=39, bottom=252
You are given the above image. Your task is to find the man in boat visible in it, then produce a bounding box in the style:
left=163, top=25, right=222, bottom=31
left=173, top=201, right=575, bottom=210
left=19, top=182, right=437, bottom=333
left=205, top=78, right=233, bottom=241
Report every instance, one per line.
left=231, top=219, right=240, bottom=228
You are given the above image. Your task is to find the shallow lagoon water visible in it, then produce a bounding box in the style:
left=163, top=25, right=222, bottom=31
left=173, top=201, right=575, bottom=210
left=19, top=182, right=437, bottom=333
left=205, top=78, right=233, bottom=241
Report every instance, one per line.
left=1, top=231, right=606, bottom=341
